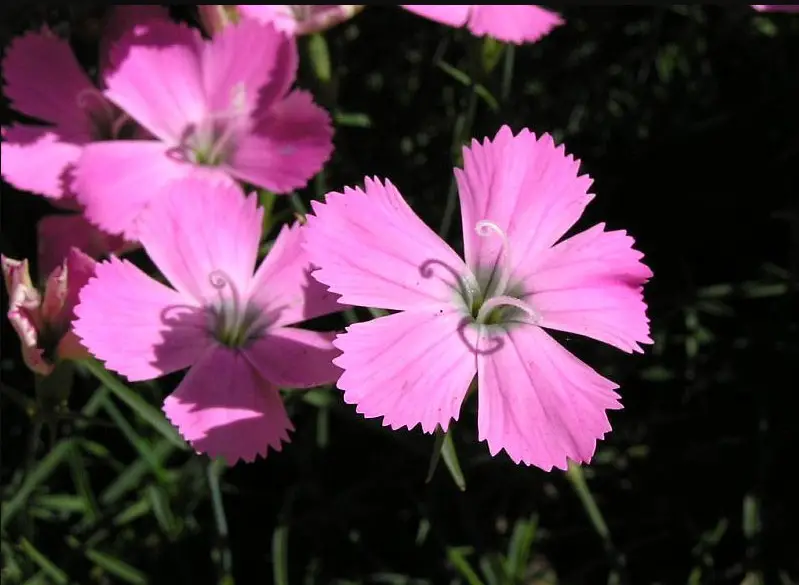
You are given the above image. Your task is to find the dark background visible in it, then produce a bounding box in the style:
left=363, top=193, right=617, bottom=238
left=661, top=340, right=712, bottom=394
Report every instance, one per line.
left=2, top=5, right=797, bottom=584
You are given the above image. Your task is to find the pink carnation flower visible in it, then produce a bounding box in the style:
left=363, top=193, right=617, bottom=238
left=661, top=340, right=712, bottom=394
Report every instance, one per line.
left=74, top=18, right=334, bottom=241
left=73, top=180, right=343, bottom=463
left=402, top=5, right=563, bottom=44
left=1, top=7, right=168, bottom=274
left=2, top=248, right=96, bottom=376
left=303, top=126, right=653, bottom=471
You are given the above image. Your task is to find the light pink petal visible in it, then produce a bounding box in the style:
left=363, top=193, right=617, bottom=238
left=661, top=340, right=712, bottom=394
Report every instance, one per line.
left=244, top=327, right=341, bottom=388
left=73, top=256, right=211, bottom=381
left=334, top=309, right=477, bottom=433
left=99, top=5, right=172, bottom=77
left=0, top=125, right=85, bottom=200
left=250, top=221, right=342, bottom=328
left=37, top=214, right=128, bottom=278
left=163, top=347, right=293, bottom=464
left=2, top=30, right=94, bottom=135
left=456, top=126, right=594, bottom=279
left=477, top=325, right=622, bottom=471
left=137, top=179, right=261, bottom=305
left=74, top=140, right=228, bottom=240
left=522, top=223, right=653, bottom=353
left=237, top=6, right=300, bottom=34
left=401, top=5, right=471, bottom=27
left=104, top=21, right=205, bottom=143
left=467, top=5, right=563, bottom=44
left=228, top=90, right=333, bottom=193
left=304, top=177, right=469, bottom=311
left=202, top=19, right=296, bottom=115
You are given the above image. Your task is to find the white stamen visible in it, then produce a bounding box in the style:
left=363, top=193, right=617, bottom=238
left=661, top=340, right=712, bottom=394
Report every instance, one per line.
left=208, top=269, right=244, bottom=335
left=475, top=220, right=512, bottom=297
left=475, top=295, right=540, bottom=326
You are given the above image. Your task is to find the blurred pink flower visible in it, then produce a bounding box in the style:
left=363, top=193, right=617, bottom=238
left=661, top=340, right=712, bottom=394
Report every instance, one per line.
left=2, top=249, right=96, bottom=376
left=236, top=5, right=363, bottom=35
left=304, top=126, right=652, bottom=471
left=402, top=5, right=563, bottom=44
left=235, top=4, right=562, bottom=43
left=73, top=179, right=343, bottom=464
left=751, top=5, right=799, bottom=11
left=74, top=18, right=333, bottom=241
left=0, top=7, right=168, bottom=276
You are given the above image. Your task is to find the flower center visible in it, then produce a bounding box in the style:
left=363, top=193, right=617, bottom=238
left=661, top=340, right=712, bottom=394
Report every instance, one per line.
left=183, top=83, right=247, bottom=167
left=465, top=220, right=540, bottom=328
left=76, top=88, right=138, bottom=141
left=207, top=270, right=264, bottom=348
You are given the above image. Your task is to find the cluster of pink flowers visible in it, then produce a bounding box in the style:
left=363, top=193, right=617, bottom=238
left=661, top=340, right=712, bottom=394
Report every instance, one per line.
left=3, top=5, right=654, bottom=471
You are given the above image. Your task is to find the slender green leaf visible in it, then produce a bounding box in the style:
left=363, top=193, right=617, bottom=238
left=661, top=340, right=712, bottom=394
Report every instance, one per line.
left=18, top=538, right=68, bottom=585
left=272, top=525, right=289, bottom=585
left=2, top=439, right=75, bottom=530
left=446, top=547, right=485, bottom=585
left=85, top=549, right=147, bottom=585
left=82, top=359, right=187, bottom=450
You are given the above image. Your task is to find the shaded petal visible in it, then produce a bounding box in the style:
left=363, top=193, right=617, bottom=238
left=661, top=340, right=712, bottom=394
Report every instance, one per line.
left=202, top=19, right=296, bottom=115
left=99, top=5, right=172, bottom=76
left=305, top=177, right=469, bottom=311
left=73, top=256, right=211, bottom=381
left=74, top=140, right=227, bottom=240
left=245, top=327, right=341, bottom=388
left=37, top=213, right=129, bottom=278
left=401, top=5, right=470, bottom=27
left=334, top=309, right=477, bottom=433
left=1, top=125, right=85, bottom=200
left=105, top=21, right=205, bottom=143
left=477, top=325, right=621, bottom=471
left=138, top=179, right=261, bottom=305
left=1, top=256, right=48, bottom=374
left=456, top=126, right=594, bottom=279
left=240, top=5, right=361, bottom=36
left=467, top=5, right=563, bottom=44
left=228, top=90, right=333, bottom=193
left=163, top=347, right=293, bottom=464
left=2, top=29, right=94, bottom=135
left=250, top=221, right=343, bottom=328
left=522, top=223, right=653, bottom=353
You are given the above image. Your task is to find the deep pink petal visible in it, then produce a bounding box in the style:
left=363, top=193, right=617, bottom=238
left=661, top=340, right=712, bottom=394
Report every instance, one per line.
left=467, top=5, right=563, bottom=44
left=477, top=325, right=621, bottom=471
left=1, top=125, right=85, bottom=200
left=73, top=256, right=211, bottom=381
left=2, top=29, right=94, bottom=135
left=74, top=140, right=229, bottom=240
left=137, top=179, right=261, bottom=304
left=401, top=5, right=471, bottom=27
left=37, top=214, right=128, bottom=278
left=244, top=327, right=341, bottom=388
left=334, top=309, right=478, bottom=433
left=163, top=347, right=293, bottom=464
left=228, top=90, right=333, bottom=193
left=202, top=19, right=296, bottom=115
left=522, top=223, right=653, bottom=353
left=104, top=21, right=205, bottom=143
left=456, top=126, right=594, bottom=279
left=99, top=5, right=172, bottom=77
left=305, top=177, right=469, bottom=311
left=250, top=221, right=342, bottom=328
